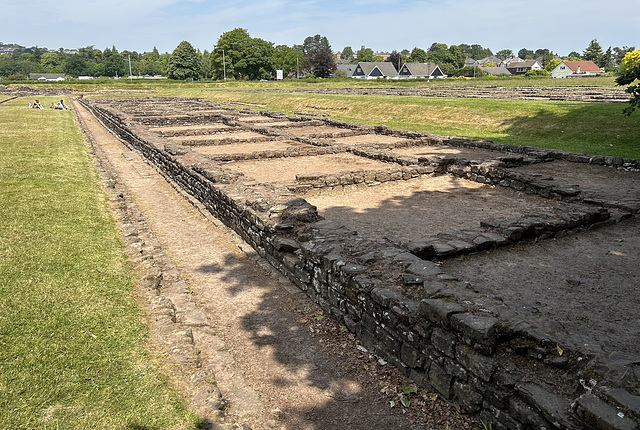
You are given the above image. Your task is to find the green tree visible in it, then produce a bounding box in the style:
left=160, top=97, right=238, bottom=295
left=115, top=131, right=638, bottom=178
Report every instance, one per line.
left=103, top=46, right=126, bottom=77
left=495, top=49, right=513, bottom=60
left=541, top=51, right=555, bottom=67
left=567, top=51, right=582, bottom=59
left=525, top=69, right=550, bottom=77
left=212, top=28, right=252, bottom=80
left=63, top=54, right=88, bottom=77
left=583, top=39, right=604, bottom=65
left=518, top=48, right=534, bottom=59
left=200, top=49, right=212, bottom=79
left=458, top=44, right=492, bottom=59
left=613, top=46, right=636, bottom=65
left=235, top=37, right=275, bottom=80
left=356, top=48, right=375, bottom=62
left=545, top=58, right=561, bottom=72
left=40, top=52, right=63, bottom=72
left=167, top=40, right=201, bottom=80
left=141, top=47, right=164, bottom=76
left=408, top=47, right=427, bottom=63
left=426, top=44, right=465, bottom=75
left=616, top=49, right=640, bottom=115
left=301, top=34, right=335, bottom=78
left=273, top=45, right=302, bottom=76
left=340, top=46, right=354, bottom=61
left=386, top=50, right=403, bottom=71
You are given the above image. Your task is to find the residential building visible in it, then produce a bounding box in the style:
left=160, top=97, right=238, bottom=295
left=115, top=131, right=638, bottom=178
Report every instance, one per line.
left=551, top=60, right=602, bottom=78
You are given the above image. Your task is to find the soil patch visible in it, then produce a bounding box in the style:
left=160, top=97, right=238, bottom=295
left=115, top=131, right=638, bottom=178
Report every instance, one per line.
left=225, top=153, right=391, bottom=183
left=305, top=175, right=561, bottom=242
left=443, top=216, right=640, bottom=356
left=192, top=140, right=317, bottom=156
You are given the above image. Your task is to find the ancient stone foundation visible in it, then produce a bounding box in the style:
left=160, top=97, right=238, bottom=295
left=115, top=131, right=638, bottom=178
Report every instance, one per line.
left=79, top=96, right=640, bottom=430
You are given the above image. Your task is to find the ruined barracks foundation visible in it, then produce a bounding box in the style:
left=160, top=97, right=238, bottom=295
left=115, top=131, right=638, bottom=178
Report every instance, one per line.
left=80, top=96, right=640, bottom=430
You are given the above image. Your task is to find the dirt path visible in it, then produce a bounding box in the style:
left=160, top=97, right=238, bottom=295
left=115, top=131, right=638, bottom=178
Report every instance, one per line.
left=73, top=102, right=476, bottom=429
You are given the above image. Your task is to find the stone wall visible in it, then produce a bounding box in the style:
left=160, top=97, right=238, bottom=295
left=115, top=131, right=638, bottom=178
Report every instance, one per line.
left=80, top=98, right=640, bottom=430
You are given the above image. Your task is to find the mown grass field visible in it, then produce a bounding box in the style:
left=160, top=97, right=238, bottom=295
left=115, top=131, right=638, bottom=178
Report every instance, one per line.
left=0, top=96, right=199, bottom=429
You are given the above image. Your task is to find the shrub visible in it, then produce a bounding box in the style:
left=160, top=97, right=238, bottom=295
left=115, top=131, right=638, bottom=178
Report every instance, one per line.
left=525, top=69, right=550, bottom=77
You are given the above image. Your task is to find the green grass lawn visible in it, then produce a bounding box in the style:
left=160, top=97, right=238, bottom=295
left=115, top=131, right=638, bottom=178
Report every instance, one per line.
left=0, top=97, right=199, bottom=429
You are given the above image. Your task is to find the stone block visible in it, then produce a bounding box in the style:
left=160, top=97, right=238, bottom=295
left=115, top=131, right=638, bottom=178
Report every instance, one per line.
left=456, top=345, right=497, bottom=382
left=406, top=261, right=443, bottom=277
left=431, top=327, right=456, bottom=357
left=419, top=299, right=465, bottom=326
left=429, top=362, right=452, bottom=399
left=371, top=287, right=402, bottom=307
left=575, top=393, right=638, bottom=430
left=451, top=313, right=499, bottom=345
left=516, top=383, right=579, bottom=430
left=453, top=381, right=483, bottom=413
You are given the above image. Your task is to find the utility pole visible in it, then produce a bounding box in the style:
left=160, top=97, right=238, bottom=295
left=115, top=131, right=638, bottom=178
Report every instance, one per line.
left=128, top=54, right=133, bottom=80
left=222, top=49, right=226, bottom=81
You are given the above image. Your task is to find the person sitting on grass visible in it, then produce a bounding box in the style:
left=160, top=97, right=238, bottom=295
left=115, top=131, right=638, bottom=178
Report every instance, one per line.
left=56, top=99, right=69, bottom=110
left=32, top=99, right=44, bottom=109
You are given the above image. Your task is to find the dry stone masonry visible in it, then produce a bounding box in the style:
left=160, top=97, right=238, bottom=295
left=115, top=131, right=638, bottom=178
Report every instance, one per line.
left=79, top=96, right=640, bottom=430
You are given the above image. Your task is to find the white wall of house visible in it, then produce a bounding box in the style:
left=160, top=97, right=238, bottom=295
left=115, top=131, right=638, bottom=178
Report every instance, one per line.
left=551, top=62, right=573, bottom=79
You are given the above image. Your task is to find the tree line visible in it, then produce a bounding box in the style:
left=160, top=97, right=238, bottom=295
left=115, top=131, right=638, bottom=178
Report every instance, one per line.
left=0, top=33, right=635, bottom=81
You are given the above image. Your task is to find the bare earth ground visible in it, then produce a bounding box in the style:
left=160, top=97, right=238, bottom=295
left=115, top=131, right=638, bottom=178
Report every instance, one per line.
left=305, top=175, right=562, bottom=241
left=73, top=101, right=477, bottom=429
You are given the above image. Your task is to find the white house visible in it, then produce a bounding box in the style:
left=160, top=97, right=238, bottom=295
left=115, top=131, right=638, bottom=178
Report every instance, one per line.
left=551, top=61, right=602, bottom=78
left=29, top=73, right=66, bottom=81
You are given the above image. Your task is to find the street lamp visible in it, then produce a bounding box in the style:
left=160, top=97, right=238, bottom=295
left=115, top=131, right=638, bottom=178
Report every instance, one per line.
left=222, top=49, right=226, bottom=81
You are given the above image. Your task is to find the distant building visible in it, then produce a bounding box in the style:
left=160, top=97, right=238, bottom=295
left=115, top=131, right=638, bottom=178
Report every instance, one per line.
left=351, top=62, right=399, bottom=79
left=336, top=64, right=357, bottom=77
left=506, top=60, right=542, bottom=76
left=29, top=73, right=66, bottom=81
left=551, top=61, right=602, bottom=78
left=398, top=62, right=445, bottom=79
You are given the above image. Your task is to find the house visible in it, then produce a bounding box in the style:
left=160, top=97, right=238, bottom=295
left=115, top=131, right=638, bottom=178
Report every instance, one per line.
left=505, top=60, right=542, bottom=76
left=351, top=62, right=399, bottom=79
left=477, top=56, right=502, bottom=66
left=551, top=60, right=601, bottom=78
left=336, top=64, right=356, bottom=78
left=29, top=73, right=66, bottom=81
left=398, top=62, right=445, bottom=79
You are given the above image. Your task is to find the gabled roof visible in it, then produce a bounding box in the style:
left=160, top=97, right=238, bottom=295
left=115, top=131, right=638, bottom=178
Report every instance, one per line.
left=353, top=62, right=399, bottom=77
left=29, top=73, right=66, bottom=80
left=506, top=60, right=540, bottom=70
left=562, top=61, right=601, bottom=72
left=398, top=62, right=443, bottom=77
left=478, top=56, right=502, bottom=65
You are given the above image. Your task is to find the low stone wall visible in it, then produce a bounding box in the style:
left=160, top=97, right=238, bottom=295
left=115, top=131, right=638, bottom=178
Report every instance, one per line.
left=80, top=98, right=640, bottom=430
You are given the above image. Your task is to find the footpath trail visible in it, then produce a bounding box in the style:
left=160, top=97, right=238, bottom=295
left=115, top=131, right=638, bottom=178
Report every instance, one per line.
left=72, top=101, right=473, bottom=430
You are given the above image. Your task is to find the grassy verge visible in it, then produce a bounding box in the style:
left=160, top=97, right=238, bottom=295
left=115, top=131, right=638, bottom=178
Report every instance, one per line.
left=0, top=97, right=198, bottom=429
left=199, top=91, right=640, bottom=159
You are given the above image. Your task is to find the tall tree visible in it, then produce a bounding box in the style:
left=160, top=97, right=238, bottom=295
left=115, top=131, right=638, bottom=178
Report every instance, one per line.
left=408, top=47, right=427, bottom=63
left=301, top=34, right=336, bottom=78
left=103, top=46, right=126, bottom=77
left=583, top=39, right=604, bottom=65
left=340, top=46, right=354, bottom=61
left=273, top=45, right=302, bottom=76
left=211, top=28, right=252, bottom=80
left=356, top=48, right=375, bottom=62
left=235, top=37, right=275, bottom=80
left=386, top=50, right=403, bottom=71
left=495, top=49, right=513, bottom=60
left=518, top=48, right=534, bottom=59
left=167, top=40, right=201, bottom=80
left=613, top=46, right=636, bottom=65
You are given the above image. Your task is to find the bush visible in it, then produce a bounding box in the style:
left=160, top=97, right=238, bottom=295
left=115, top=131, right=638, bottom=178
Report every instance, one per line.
left=525, top=69, right=550, bottom=77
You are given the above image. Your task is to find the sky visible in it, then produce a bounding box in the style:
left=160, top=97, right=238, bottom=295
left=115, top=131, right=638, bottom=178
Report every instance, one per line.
left=2, top=0, right=638, bottom=56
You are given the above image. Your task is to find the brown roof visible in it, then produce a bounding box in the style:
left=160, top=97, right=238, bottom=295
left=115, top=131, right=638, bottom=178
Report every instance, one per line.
left=562, top=61, right=601, bottom=72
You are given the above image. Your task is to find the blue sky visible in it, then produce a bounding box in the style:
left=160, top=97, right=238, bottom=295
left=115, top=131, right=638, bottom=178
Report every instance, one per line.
left=2, top=0, right=638, bottom=56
